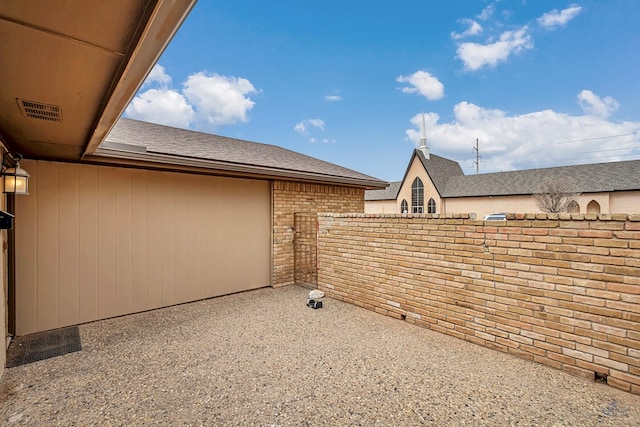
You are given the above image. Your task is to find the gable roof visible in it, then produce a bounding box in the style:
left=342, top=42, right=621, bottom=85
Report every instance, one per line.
left=91, top=118, right=387, bottom=189
left=399, top=150, right=464, bottom=196
left=365, top=181, right=402, bottom=201
left=443, top=159, right=640, bottom=197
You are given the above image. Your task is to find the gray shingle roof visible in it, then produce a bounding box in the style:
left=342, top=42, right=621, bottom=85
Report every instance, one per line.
left=443, top=159, right=640, bottom=197
left=100, top=119, right=387, bottom=189
left=414, top=150, right=465, bottom=195
left=365, top=150, right=464, bottom=201
left=364, top=181, right=402, bottom=201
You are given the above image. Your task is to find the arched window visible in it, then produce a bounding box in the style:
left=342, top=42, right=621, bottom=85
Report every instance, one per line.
left=401, top=199, right=408, bottom=214
left=587, top=200, right=601, bottom=214
left=427, top=198, right=436, bottom=214
left=567, top=200, right=579, bottom=213
left=411, top=178, right=424, bottom=213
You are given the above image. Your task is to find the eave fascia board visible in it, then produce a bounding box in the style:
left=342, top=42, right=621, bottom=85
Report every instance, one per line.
left=87, top=146, right=388, bottom=190
left=82, top=0, right=197, bottom=159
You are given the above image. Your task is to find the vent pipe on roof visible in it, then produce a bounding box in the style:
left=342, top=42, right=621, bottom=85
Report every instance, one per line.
left=419, top=112, right=429, bottom=159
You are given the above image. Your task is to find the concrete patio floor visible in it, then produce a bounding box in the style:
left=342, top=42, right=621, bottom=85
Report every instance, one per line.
left=0, top=285, right=639, bottom=426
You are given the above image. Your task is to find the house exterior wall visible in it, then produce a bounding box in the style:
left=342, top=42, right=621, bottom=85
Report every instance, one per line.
left=0, top=197, right=7, bottom=371
left=364, top=199, right=396, bottom=214
left=272, top=181, right=363, bottom=287
left=15, top=160, right=272, bottom=335
left=578, top=193, right=610, bottom=214
left=443, top=195, right=536, bottom=218
left=317, top=213, right=640, bottom=395
left=368, top=190, right=639, bottom=218
left=397, top=156, right=441, bottom=214
left=609, top=192, right=638, bottom=214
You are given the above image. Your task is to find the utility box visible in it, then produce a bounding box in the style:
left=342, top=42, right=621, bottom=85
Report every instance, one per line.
left=0, top=210, right=14, bottom=229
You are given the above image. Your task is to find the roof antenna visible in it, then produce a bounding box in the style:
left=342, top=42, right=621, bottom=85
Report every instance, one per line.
left=473, top=138, right=480, bottom=174
left=419, top=112, right=430, bottom=159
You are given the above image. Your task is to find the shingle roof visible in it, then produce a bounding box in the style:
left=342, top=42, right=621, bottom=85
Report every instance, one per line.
left=443, top=159, right=640, bottom=197
left=364, top=181, right=402, bottom=201
left=414, top=150, right=465, bottom=195
left=99, top=118, right=387, bottom=189
left=365, top=150, right=464, bottom=201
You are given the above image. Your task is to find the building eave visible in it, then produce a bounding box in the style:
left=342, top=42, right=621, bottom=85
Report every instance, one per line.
left=86, top=145, right=389, bottom=190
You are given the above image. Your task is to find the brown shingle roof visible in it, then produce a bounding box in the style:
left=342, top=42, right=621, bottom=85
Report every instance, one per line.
left=99, top=118, right=387, bottom=189
left=443, top=159, right=640, bottom=197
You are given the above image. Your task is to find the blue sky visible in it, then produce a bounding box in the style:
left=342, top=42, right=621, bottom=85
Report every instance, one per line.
left=124, top=1, right=640, bottom=182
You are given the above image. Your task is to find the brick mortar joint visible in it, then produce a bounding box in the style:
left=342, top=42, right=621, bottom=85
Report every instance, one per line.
left=318, top=213, right=636, bottom=222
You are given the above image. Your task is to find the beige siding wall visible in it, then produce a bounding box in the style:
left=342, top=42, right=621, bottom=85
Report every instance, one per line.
left=364, top=199, right=396, bottom=214
left=397, top=157, right=441, bottom=213
left=15, top=160, right=271, bottom=335
left=0, top=196, right=7, bottom=372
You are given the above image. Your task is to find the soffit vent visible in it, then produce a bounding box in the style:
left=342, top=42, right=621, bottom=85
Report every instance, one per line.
left=16, top=99, right=63, bottom=123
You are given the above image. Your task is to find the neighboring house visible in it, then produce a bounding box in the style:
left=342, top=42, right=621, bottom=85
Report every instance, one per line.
left=366, top=147, right=640, bottom=217
left=0, top=3, right=386, bottom=376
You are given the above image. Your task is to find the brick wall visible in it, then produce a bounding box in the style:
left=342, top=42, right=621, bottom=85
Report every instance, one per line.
left=272, top=181, right=363, bottom=287
left=317, top=212, right=640, bottom=395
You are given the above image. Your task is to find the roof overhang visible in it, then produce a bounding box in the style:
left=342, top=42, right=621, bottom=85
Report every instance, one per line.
left=85, top=142, right=388, bottom=190
left=0, top=0, right=196, bottom=161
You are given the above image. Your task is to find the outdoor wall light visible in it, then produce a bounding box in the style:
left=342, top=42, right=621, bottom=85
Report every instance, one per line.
left=1, top=152, right=30, bottom=195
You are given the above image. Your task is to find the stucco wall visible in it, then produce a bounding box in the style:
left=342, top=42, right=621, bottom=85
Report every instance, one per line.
left=364, top=199, right=396, bottom=214
left=367, top=180, right=639, bottom=218
left=443, top=195, right=535, bottom=218
left=397, top=156, right=441, bottom=214
left=272, top=181, right=363, bottom=287
left=317, top=212, right=640, bottom=395
left=610, top=192, right=639, bottom=214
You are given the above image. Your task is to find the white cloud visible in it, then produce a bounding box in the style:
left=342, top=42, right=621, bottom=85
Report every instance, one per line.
left=537, top=4, right=582, bottom=29
left=454, top=2, right=581, bottom=72
left=124, top=88, right=195, bottom=128
left=325, top=94, right=343, bottom=102
left=182, top=72, right=257, bottom=128
left=142, top=64, right=172, bottom=88
left=294, top=119, right=331, bottom=143
left=396, top=71, right=445, bottom=100
left=294, top=118, right=325, bottom=135
left=451, top=19, right=483, bottom=40
left=125, top=66, right=259, bottom=130
left=309, top=137, right=334, bottom=144
left=294, top=122, right=307, bottom=134
left=577, top=90, right=619, bottom=118
left=477, top=4, right=495, bottom=21
left=456, top=27, right=533, bottom=71
left=307, top=119, right=325, bottom=130
left=405, top=97, right=640, bottom=173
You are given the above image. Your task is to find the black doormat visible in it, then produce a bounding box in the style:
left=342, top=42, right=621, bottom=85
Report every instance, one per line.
left=6, top=325, right=82, bottom=368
